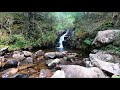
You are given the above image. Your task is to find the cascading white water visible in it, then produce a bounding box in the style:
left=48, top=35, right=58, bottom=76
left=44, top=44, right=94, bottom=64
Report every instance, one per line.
left=57, top=30, right=69, bottom=48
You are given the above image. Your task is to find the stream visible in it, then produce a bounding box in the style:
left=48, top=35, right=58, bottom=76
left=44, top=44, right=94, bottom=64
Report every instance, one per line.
left=0, top=30, right=90, bottom=78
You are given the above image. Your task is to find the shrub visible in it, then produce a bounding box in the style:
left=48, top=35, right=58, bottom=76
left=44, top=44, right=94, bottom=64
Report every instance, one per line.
left=101, top=44, right=120, bottom=55
left=83, top=38, right=93, bottom=45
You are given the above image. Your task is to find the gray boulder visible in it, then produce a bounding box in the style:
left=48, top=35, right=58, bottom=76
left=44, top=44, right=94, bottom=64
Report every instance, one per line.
left=90, top=50, right=120, bottom=63
left=59, top=65, right=106, bottom=78
left=90, top=57, right=120, bottom=75
left=51, top=70, right=65, bottom=78
left=92, top=30, right=120, bottom=47
left=89, top=53, right=114, bottom=62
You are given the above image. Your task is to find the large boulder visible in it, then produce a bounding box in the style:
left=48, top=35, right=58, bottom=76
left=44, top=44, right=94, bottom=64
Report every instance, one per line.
left=0, top=46, right=9, bottom=56
left=91, top=59, right=120, bottom=76
left=44, top=52, right=56, bottom=59
left=89, top=54, right=120, bottom=75
left=59, top=65, right=106, bottom=78
left=51, top=70, right=65, bottom=78
left=90, top=50, right=120, bottom=63
left=92, top=30, right=120, bottom=47
left=89, top=53, right=114, bottom=62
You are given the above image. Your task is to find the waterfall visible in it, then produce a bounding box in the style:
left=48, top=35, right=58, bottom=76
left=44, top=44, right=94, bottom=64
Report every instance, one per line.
left=57, top=30, right=69, bottom=48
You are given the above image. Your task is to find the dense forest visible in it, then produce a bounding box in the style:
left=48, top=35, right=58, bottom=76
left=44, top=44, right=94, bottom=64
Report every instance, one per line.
left=1, top=12, right=120, bottom=78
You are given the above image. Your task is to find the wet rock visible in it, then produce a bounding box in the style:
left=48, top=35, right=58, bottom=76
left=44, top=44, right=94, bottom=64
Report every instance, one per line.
left=72, top=60, right=83, bottom=66
left=22, top=51, right=33, bottom=57
left=67, top=55, right=76, bottom=60
left=47, top=58, right=61, bottom=67
left=92, top=30, right=120, bottom=47
left=63, top=57, right=82, bottom=65
left=25, top=57, right=33, bottom=64
left=28, top=68, right=37, bottom=74
left=14, top=74, right=29, bottom=78
left=51, top=70, right=65, bottom=78
left=45, top=59, right=54, bottom=65
left=20, top=57, right=33, bottom=65
left=17, top=64, right=35, bottom=71
left=3, top=60, right=19, bottom=69
left=55, top=52, right=64, bottom=58
left=46, top=61, right=56, bottom=69
left=0, top=46, right=9, bottom=56
left=35, top=56, right=45, bottom=63
left=39, top=69, right=53, bottom=78
left=60, top=65, right=106, bottom=78
left=34, top=50, right=44, bottom=57
left=65, top=53, right=78, bottom=60
left=4, top=53, right=13, bottom=58
left=1, top=68, right=18, bottom=78
left=12, top=53, right=25, bottom=61
left=90, top=59, right=120, bottom=75
left=63, top=56, right=68, bottom=61
left=44, top=52, right=56, bottom=59
left=59, top=58, right=68, bottom=65
left=62, top=51, right=68, bottom=56
left=29, top=73, right=39, bottom=78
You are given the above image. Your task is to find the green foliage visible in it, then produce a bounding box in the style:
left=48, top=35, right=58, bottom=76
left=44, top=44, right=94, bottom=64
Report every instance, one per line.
left=0, top=12, right=118, bottom=51
left=34, top=31, right=57, bottom=47
left=83, top=38, right=93, bottom=45
left=101, top=44, right=120, bottom=55
left=49, top=12, right=83, bottom=30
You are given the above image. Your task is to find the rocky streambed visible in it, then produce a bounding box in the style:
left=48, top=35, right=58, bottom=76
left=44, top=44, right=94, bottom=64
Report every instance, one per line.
left=0, top=46, right=120, bottom=78
left=0, top=46, right=88, bottom=78
left=1, top=29, right=120, bottom=78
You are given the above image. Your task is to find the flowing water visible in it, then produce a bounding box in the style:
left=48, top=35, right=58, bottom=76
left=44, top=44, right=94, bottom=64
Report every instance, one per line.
left=57, top=30, right=69, bottom=48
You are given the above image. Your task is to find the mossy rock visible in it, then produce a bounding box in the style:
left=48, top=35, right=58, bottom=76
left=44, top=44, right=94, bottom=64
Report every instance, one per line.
left=112, top=75, right=120, bottom=78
